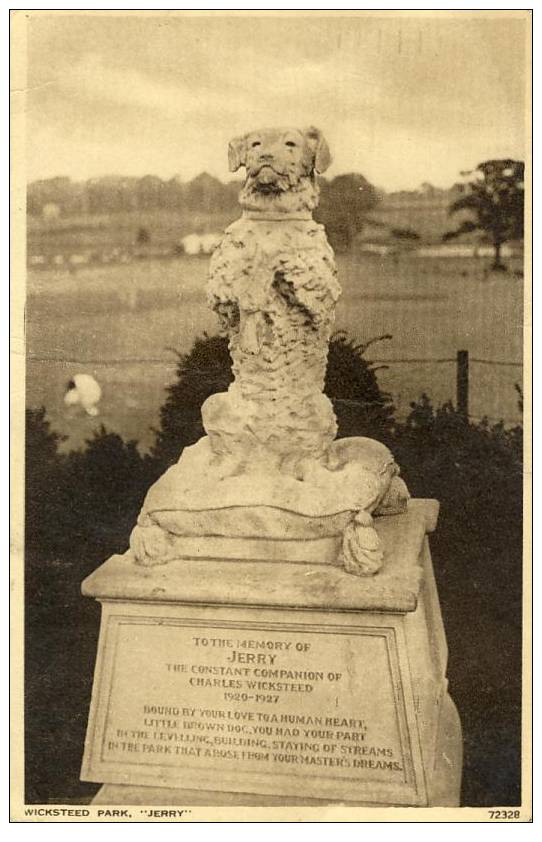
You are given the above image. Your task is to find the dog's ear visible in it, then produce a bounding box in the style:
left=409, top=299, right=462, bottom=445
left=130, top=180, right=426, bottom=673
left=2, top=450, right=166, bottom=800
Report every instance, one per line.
left=304, top=127, right=332, bottom=173
left=228, top=135, right=247, bottom=172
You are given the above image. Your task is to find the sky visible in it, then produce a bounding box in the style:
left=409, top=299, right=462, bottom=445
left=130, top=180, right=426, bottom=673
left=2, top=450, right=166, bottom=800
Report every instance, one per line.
left=24, top=11, right=528, bottom=191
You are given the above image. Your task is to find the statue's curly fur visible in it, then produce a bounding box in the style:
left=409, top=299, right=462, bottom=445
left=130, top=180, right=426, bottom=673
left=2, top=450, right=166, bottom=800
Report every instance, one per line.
left=206, top=127, right=341, bottom=463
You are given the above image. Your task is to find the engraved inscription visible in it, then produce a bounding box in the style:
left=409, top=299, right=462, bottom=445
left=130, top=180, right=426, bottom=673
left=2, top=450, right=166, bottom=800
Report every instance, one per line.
left=101, top=621, right=409, bottom=784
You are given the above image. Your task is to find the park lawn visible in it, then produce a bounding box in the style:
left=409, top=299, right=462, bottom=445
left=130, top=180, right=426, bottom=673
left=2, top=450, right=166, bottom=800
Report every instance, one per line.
left=27, top=209, right=236, bottom=259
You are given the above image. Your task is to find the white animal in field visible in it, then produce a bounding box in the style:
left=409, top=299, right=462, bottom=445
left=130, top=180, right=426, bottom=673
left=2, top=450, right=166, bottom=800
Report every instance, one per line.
left=64, top=374, right=102, bottom=416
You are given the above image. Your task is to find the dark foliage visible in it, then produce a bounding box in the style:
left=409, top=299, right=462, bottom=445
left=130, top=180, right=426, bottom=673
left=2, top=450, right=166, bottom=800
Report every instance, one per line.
left=315, top=173, right=379, bottom=252
left=27, top=173, right=241, bottom=218
left=25, top=408, right=66, bottom=568
left=24, top=333, right=523, bottom=806
left=325, top=332, right=395, bottom=441
left=24, top=422, right=152, bottom=804
left=151, top=334, right=234, bottom=470
left=26, top=423, right=151, bottom=574
left=443, top=160, right=524, bottom=270
left=393, top=396, right=523, bottom=805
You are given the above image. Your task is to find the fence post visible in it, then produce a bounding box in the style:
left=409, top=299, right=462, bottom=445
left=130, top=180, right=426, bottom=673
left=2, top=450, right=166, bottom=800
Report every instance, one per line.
left=456, top=350, right=469, bottom=417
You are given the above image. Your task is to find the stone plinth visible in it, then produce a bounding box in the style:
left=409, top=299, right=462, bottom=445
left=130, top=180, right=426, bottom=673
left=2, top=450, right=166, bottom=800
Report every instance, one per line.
left=81, top=499, right=462, bottom=807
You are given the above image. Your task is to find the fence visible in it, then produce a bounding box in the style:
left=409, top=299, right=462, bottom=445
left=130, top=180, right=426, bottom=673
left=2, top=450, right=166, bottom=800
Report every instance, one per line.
left=369, top=349, right=523, bottom=425
left=27, top=348, right=523, bottom=428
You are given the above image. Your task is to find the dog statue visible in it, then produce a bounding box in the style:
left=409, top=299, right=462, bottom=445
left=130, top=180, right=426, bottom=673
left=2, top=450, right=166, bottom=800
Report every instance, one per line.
left=206, top=127, right=340, bottom=470
left=130, top=127, right=408, bottom=574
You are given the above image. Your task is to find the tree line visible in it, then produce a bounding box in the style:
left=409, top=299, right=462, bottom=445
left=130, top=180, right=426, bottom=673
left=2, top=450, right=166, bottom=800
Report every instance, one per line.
left=27, top=171, right=381, bottom=223
left=27, top=172, right=242, bottom=217
left=28, top=160, right=524, bottom=263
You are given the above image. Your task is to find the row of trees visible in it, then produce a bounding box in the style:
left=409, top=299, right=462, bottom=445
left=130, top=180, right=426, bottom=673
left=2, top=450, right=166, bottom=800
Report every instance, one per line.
left=27, top=172, right=381, bottom=254
left=27, top=172, right=382, bottom=224
left=27, top=173, right=241, bottom=218
left=28, top=160, right=525, bottom=264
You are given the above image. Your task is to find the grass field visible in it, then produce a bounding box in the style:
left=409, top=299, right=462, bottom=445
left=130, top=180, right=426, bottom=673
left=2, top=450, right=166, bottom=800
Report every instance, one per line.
left=27, top=209, right=236, bottom=257
left=25, top=250, right=524, bottom=452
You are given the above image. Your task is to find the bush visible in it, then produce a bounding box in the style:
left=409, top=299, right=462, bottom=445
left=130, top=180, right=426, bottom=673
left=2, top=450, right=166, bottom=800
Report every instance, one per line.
left=393, top=396, right=522, bottom=805
left=25, top=408, right=67, bottom=567
left=24, top=418, right=152, bottom=803
left=151, top=334, right=234, bottom=470
left=26, top=419, right=151, bottom=586
left=325, top=331, right=396, bottom=441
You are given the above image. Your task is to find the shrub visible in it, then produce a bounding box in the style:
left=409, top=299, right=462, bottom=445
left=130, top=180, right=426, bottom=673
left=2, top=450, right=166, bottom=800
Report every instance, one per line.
left=60, top=427, right=152, bottom=565
left=24, top=416, right=152, bottom=803
left=151, top=334, right=234, bottom=470
left=394, top=395, right=522, bottom=599
left=25, top=416, right=151, bottom=587
left=25, top=408, right=66, bottom=565
left=325, top=331, right=395, bottom=441
left=392, top=395, right=522, bottom=805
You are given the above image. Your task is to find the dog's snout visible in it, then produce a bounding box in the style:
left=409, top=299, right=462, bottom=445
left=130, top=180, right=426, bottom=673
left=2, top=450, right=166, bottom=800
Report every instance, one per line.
left=259, top=152, right=274, bottom=161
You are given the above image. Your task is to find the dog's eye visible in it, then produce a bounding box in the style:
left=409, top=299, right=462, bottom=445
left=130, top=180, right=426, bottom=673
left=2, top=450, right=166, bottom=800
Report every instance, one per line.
left=251, top=141, right=261, bottom=148
left=285, top=141, right=297, bottom=148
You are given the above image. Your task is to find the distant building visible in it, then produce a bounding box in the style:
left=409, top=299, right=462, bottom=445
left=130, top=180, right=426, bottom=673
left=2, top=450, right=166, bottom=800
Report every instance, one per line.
left=68, top=253, right=90, bottom=267
left=359, top=243, right=396, bottom=256
left=181, top=234, right=202, bottom=255
left=28, top=255, right=46, bottom=267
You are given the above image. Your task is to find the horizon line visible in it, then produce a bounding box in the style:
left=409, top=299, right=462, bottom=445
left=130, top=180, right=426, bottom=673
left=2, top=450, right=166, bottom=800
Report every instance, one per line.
left=26, top=170, right=470, bottom=194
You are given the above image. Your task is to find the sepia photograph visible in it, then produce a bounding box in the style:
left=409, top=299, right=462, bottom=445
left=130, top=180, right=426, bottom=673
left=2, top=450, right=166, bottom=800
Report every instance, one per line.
left=10, top=8, right=531, bottom=821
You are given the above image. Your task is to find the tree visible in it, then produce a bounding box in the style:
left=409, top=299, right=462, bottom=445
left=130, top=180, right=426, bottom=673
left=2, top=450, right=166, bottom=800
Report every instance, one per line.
left=135, top=175, right=164, bottom=211
left=315, top=173, right=379, bottom=252
left=443, top=160, right=524, bottom=271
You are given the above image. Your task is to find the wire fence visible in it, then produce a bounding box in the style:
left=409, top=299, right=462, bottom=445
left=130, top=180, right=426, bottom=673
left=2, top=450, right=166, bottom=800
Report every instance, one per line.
left=25, top=353, right=524, bottom=368
left=27, top=349, right=523, bottom=427
left=371, top=357, right=523, bottom=368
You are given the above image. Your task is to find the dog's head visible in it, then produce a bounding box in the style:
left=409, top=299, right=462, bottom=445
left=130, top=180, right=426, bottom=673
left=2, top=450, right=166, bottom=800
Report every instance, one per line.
left=228, top=127, right=331, bottom=196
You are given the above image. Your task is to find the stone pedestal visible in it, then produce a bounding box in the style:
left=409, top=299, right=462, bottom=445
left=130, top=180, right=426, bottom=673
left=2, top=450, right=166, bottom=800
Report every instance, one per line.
left=80, top=499, right=462, bottom=807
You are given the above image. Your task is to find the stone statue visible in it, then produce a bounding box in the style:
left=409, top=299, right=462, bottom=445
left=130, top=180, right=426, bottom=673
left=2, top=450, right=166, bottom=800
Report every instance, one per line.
left=130, top=127, right=409, bottom=573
